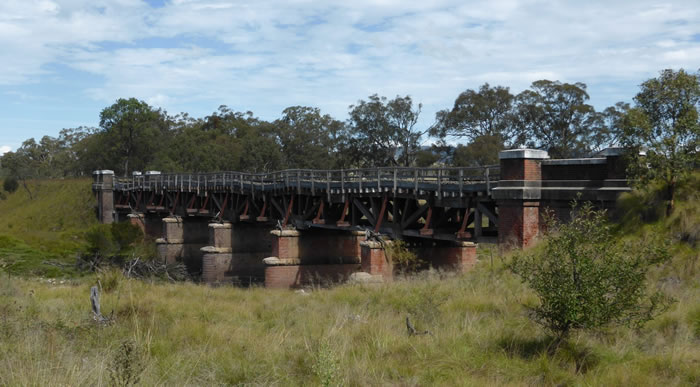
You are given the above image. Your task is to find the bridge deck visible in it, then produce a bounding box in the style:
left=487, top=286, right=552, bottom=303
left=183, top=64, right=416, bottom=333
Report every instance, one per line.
left=112, top=166, right=500, bottom=198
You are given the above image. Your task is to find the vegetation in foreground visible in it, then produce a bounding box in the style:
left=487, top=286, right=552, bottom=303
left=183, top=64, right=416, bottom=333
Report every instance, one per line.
left=0, top=176, right=698, bottom=385
left=0, top=252, right=698, bottom=386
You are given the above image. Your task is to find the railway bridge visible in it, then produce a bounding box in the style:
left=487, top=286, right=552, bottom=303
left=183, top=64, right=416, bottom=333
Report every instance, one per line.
left=93, top=148, right=631, bottom=288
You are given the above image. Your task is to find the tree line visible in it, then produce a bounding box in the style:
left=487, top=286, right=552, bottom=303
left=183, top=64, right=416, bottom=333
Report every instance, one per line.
left=1, top=69, right=698, bottom=195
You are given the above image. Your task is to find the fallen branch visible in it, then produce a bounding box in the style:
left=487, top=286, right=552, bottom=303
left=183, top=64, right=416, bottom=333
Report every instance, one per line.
left=406, top=316, right=433, bottom=337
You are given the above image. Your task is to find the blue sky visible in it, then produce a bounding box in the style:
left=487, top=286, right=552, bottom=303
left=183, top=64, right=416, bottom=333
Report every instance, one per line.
left=1, top=0, right=699, bottom=155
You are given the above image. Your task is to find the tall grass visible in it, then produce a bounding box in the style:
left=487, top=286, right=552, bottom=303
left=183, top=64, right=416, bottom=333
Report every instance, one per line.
left=0, top=255, right=698, bottom=385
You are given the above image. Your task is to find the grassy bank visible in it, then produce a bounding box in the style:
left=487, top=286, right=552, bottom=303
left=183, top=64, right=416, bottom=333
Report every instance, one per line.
left=0, top=178, right=96, bottom=276
left=1, top=259, right=698, bottom=386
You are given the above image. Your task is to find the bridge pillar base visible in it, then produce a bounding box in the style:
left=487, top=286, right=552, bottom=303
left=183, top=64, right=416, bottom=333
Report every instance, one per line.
left=425, top=241, right=477, bottom=273
left=361, top=240, right=392, bottom=280
left=92, top=170, right=114, bottom=224
left=262, top=258, right=360, bottom=289
left=492, top=149, right=549, bottom=249
left=201, top=223, right=274, bottom=284
left=270, top=229, right=364, bottom=264
left=497, top=200, right=541, bottom=248
left=127, top=213, right=163, bottom=238
left=156, top=216, right=208, bottom=273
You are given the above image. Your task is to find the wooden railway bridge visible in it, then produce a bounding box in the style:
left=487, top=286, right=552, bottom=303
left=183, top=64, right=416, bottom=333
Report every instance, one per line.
left=93, top=148, right=631, bottom=288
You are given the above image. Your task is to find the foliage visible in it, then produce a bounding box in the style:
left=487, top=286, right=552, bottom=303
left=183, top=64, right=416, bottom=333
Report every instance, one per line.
left=620, top=68, right=700, bottom=214
left=384, top=240, right=423, bottom=272
left=109, top=339, right=145, bottom=387
left=3, top=177, right=18, bottom=193
left=515, top=80, right=606, bottom=158
left=431, top=83, right=523, bottom=148
left=80, top=223, right=145, bottom=270
left=0, top=239, right=698, bottom=386
left=311, top=339, right=340, bottom=387
left=98, top=98, right=168, bottom=176
left=452, top=134, right=504, bottom=167
left=510, top=202, right=671, bottom=338
left=347, top=94, right=426, bottom=167
left=276, top=106, right=348, bottom=169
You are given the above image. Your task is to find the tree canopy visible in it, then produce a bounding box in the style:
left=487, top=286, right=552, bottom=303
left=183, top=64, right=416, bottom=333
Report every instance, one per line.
left=431, top=83, right=522, bottom=148
left=347, top=94, right=425, bottom=167
left=620, top=69, right=700, bottom=213
left=1, top=70, right=696, bottom=180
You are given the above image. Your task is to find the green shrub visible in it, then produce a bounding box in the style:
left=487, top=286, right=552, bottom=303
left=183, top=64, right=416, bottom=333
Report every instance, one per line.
left=80, top=223, right=144, bottom=270
left=2, top=177, right=18, bottom=193
left=384, top=240, right=423, bottom=272
left=312, top=340, right=339, bottom=387
left=111, top=222, right=144, bottom=251
left=510, top=202, right=671, bottom=339
left=109, top=339, right=145, bottom=386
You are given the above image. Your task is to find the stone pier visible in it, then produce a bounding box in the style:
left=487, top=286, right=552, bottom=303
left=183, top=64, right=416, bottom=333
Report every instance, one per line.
left=92, top=170, right=114, bottom=224
left=201, top=223, right=275, bottom=284
left=492, top=149, right=549, bottom=248
left=127, top=212, right=163, bottom=239
left=263, top=229, right=365, bottom=288
left=360, top=240, right=477, bottom=281
left=156, top=216, right=209, bottom=273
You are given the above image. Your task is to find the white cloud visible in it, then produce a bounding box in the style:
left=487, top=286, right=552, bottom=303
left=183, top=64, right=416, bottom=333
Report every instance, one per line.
left=0, top=0, right=699, bottom=131
left=0, top=145, right=11, bottom=155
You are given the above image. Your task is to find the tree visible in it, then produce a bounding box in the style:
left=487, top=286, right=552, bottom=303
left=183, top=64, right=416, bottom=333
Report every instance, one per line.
left=452, top=135, right=504, bottom=167
left=98, top=98, right=168, bottom=176
left=347, top=94, right=426, bottom=167
left=599, top=102, right=631, bottom=148
left=516, top=80, right=601, bottom=158
left=431, top=83, right=523, bottom=148
left=0, top=150, right=35, bottom=199
left=620, top=69, right=700, bottom=214
left=510, top=202, right=670, bottom=340
left=275, top=106, right=347, bottom=169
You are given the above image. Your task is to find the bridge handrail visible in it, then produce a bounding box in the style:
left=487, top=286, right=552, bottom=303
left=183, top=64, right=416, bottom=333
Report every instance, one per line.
left=113, top=165, right=500, bottom=195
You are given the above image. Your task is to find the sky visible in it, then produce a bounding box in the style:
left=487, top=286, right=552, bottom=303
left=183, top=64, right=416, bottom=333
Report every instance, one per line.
left=0, top=0, right=699, bottom=155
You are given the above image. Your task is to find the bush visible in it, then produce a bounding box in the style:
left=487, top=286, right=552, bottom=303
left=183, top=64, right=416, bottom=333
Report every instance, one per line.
left=79, top=223, right=144, bottom=270
left=3, top=177, right=18, bottom=193
left=384, top=240, right=423, bottom=273
left=510, top=202, right=671, bottom=339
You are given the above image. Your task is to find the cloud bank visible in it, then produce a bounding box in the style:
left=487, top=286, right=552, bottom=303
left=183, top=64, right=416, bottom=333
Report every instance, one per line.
left=0, top=0, right=698, bottom=142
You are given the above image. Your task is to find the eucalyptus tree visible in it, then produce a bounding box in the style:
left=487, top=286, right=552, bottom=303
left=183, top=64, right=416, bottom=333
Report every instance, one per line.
left=276, top=106, right=347, bottom=169
left=620, top=69, right=700, bottom=214
left=515, top=80, right=600, bottom=158
left=98, top=98, right=169, bottom=176
left=347, top=94, right=425, bottom=167
left=431, top=83, right=523, bottom=149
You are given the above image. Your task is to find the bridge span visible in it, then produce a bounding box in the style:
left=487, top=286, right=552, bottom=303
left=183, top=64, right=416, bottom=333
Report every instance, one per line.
left=93, top=148, right=631, bottom=288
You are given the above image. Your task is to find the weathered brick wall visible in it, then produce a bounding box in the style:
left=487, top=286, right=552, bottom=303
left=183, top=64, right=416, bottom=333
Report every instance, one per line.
left=542, top=164, right=607, bottom=180
left=201, top=224, right=275, bottom=284
left=497, top=201, right=540, bottom=248
left=272, top=230, right=363, bottom=264
left=501, top=159, right=543, bottom=181
left=264, top=264, right=360, bottom=289
left=420, top=242, right=477, bottom=272
left=361, top=241, right=390, bottom=278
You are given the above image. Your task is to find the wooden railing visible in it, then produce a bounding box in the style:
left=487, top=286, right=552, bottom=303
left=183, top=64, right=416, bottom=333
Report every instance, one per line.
left=114, top=166, right=499, bottom=197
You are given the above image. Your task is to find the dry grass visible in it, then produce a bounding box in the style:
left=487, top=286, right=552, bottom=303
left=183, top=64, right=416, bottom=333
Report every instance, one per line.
left=1, top=255, right=699, bottom=386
